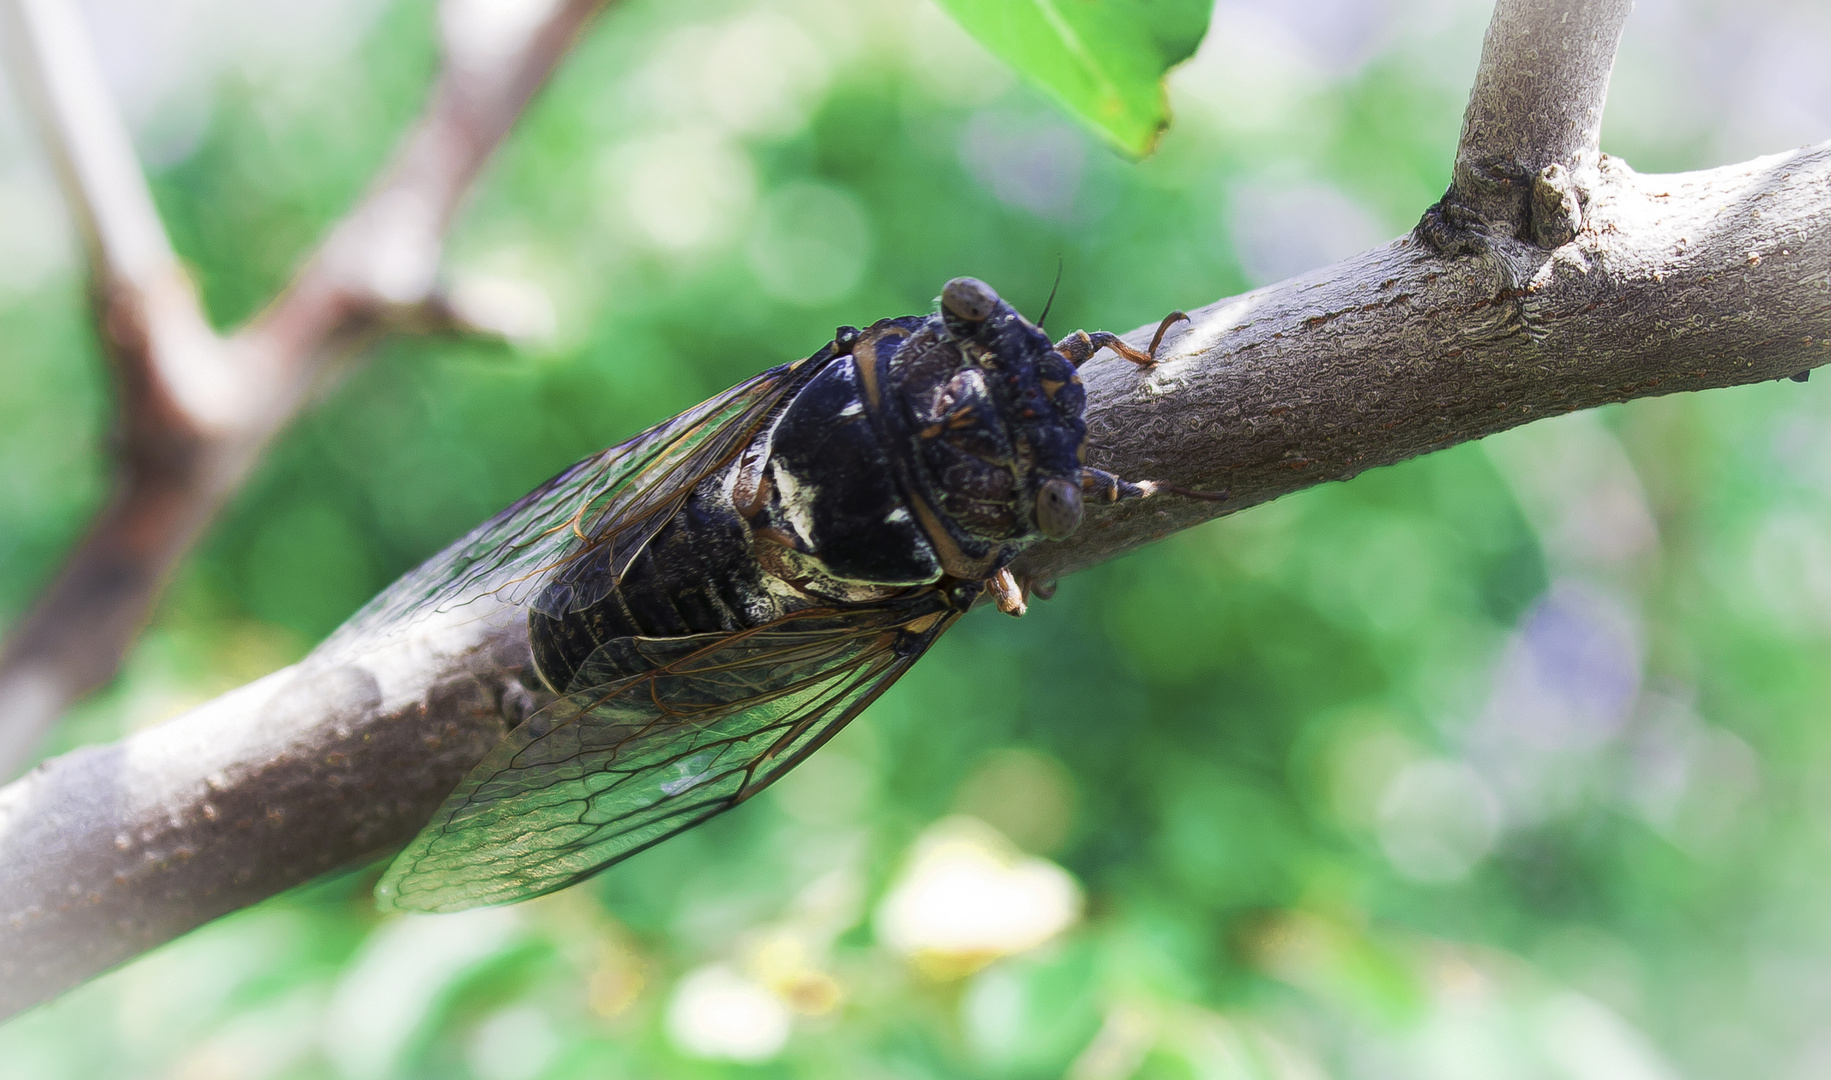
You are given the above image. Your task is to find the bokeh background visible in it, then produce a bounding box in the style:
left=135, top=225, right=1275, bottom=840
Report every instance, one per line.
left=5, top=0, right=1831, bottom=1077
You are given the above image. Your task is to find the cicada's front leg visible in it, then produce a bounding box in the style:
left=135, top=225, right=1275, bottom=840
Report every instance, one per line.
left=1054, top=310, right=1191, bottom=369
left=982, top=567, right=1066, bottom=618
left=983, top=566, right=1028, bottom=617
left=984, top=471, right=1228, bottom=619
left=1082, top=468, right=1230, bottom=506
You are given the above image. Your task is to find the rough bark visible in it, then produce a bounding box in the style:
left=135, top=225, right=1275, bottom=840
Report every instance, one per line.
left=1016, top=144, right=1831, bottom=584
left=1442, top=0, right=1632, bottom=243
left=3, top=0, right=1829, bottom=1021
left=0, top=608, right=538, bottom=1015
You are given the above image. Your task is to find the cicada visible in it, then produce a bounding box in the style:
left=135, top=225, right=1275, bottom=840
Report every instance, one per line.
left=356, top=278, right=1210, bottom=912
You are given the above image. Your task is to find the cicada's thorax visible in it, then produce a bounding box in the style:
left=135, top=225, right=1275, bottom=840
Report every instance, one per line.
left=739, top=302, right=1089, bottom=600
left=527, top=291, right=1090, bottom=695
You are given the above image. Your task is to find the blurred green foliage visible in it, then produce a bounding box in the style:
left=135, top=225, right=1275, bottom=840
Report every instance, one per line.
left=3, top=0, right=1831, bottom=1078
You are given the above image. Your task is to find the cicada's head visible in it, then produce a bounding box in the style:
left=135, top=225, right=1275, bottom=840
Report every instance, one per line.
left=936, top=277, right=1089, bottom=542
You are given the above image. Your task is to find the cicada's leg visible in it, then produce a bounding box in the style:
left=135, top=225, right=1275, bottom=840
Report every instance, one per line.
left=1145, top=310, right=1191, bottom=357
left=1052, top=331, right=1097, bottom=366
left=1082, top=468, right=1229, bottom=505
left=1053, top=310, right=1191, bottom=369
left=984, top=566, right=1028, bottom=617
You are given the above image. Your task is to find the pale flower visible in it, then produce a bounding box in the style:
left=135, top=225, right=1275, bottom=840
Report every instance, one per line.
left=875, top=816, right=1082, bottom=977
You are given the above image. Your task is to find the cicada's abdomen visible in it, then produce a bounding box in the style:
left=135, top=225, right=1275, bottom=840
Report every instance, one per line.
left=526, top=473, right=772, bottom=693
left=527, top=344, right=945, bottom=695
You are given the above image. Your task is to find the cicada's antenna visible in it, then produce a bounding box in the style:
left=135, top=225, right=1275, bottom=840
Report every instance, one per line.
left=1037, top=257, right=1064, bottom=329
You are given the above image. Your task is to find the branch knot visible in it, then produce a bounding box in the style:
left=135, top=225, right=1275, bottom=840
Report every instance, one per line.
left=1416, top=157, right=1588, bottom=258
left=1528, top=162, right=1583, bottom=248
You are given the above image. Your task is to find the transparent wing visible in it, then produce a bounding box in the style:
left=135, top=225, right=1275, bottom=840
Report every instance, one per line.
left=376, top=599, right=956, bottom=913
left=322, top=356, right=823, bottom=656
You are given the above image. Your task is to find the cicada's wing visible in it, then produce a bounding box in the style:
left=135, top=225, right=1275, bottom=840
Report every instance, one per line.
left=375, top=599, right=957, bottom=913
left=322, top=354, right=827, bottom=656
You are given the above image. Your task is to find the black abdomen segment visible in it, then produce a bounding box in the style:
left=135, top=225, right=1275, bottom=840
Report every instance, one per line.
left=528, top=476, right=770, bottom=693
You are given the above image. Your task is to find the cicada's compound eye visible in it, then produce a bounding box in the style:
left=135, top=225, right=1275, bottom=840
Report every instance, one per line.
left=942, top=278, right=999, bottom=324
left=1036, top=476, right=1084, bottom=539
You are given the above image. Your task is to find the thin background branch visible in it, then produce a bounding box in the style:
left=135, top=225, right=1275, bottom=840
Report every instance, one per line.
left=2, top=0, right=1829, bottom=1020
left=0, top=0, right=613, bottom=778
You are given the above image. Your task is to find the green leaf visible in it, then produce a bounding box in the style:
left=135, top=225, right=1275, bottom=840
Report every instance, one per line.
left=932, top=0, right=1212, bottom=158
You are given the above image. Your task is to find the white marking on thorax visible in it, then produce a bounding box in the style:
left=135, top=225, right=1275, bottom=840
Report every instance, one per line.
left=769, top=460, right=819, bottom=546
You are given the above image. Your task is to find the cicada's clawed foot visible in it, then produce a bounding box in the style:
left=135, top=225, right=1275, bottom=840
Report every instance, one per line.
left=1159, top=483, right=1230, bottom=503
left=1081, top=468, right=1153, bottom=503
left=986, top=567, right=1027, bottom=617
left=1022, top=575, right=1057, bottom=601
left=1082, top=467, right=1229, bottom=505
left=1146, top=310, right=1190, bottom=358
left=1052, top=310, right=1191, bottom=369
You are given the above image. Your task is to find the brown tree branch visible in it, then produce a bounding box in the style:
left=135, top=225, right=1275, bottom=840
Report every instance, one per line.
left=0, top=0, right=246, bottom=777
left=0, top=612, right=536, bottom=1019
left=1014, top=144, right=1831, bottom=584
left=0, top=0, right=613, bottom=779
left=242, top=0, right=609, bottom=365
left=6, top=139, right=1827, bottom=1022
left=3, top=0, right=1828, bottom=1020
